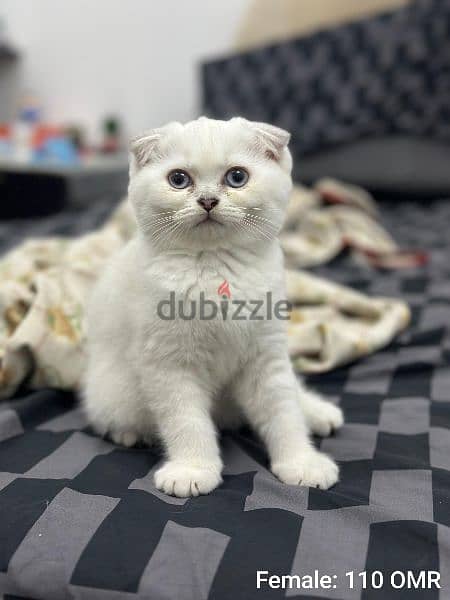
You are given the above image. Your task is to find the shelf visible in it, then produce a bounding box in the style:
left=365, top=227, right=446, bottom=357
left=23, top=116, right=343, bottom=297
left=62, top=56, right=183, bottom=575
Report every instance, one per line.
left=0, top=154, right=129, bottom=176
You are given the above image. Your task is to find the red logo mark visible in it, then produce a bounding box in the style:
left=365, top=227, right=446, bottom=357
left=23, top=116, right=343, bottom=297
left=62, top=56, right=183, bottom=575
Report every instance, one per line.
left=218, top=280, right=231, bottom=299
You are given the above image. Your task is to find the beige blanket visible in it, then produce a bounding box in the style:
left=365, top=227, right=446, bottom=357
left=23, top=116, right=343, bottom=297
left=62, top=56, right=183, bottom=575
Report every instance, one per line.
left=0, top=180, right=410, bottom=398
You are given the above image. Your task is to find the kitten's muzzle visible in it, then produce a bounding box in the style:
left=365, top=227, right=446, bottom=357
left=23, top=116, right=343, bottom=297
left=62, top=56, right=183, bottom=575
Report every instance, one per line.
left=198, top=197, right=219, bottom=212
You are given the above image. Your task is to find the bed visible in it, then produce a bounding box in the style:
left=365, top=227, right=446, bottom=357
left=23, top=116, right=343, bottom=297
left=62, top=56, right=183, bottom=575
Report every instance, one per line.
left=0, top=194, right=449, bottom=600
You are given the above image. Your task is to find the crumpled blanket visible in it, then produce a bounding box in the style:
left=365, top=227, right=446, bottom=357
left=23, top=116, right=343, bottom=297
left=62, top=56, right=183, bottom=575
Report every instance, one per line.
left=0, top=180, right=412, bottom=398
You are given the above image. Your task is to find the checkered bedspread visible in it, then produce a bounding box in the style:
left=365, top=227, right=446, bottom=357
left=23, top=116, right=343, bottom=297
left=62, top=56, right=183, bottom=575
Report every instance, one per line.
left=0, top=198, right=449, bottom=600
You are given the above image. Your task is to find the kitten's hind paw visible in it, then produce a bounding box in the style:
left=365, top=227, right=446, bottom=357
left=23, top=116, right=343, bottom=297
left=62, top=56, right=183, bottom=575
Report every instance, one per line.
left=110, top=430, right=139, bottom=447
left=154, top=461, right=222, bottom=497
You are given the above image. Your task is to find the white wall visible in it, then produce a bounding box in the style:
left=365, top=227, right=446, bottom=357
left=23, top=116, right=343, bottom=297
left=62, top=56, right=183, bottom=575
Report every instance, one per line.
left=0, top=0, right=250, bottom=143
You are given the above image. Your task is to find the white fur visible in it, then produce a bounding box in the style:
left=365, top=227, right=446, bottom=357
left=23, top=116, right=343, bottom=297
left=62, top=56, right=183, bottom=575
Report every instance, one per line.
left=83, top=117, right=343, bottom=497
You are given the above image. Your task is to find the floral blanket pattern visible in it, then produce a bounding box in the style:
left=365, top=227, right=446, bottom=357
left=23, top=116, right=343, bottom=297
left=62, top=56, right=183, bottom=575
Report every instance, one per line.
left=0, top=180, right=411, bottom=398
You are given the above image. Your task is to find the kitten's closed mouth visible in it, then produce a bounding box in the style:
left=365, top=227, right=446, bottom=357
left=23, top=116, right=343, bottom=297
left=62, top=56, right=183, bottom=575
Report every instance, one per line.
left=196, top=216, right=223, bottom=227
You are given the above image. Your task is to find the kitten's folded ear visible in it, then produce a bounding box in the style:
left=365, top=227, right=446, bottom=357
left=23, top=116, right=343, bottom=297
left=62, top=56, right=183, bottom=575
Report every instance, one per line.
left=235, top=118, right=291, bottom=160
left=130, top=129, right=163, bottom=168
left=251, top=121, right=291, bottom=160
left=129, top=122, right=183, bottom=172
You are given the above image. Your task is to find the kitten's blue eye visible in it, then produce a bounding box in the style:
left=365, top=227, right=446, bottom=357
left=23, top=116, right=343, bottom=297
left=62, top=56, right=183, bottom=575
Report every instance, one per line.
left=168, top=170, right=191, bottom=189
left=225, top=167, right=249, bottom=188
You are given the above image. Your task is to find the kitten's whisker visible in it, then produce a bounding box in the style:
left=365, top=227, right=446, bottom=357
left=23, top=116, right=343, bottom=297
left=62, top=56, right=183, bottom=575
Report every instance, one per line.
left=150, top=210, right=179, bottom=216
left=150, top=217, right=176, bottom=226
left=243, top=214, right=275, bottom=228
left=150, top=221, right=179, bottom=241
left=246, top=206, right=282, bottom=213
left=152, top=225, right=180, bottom=249
left=147, top=215, right=174, bottom=224
left=244, top=213, right=278, bottom=228
left=138, top=216, right=174, bottom=231
left=242, top=219, right=275, bottom=242
left=150, top=221, right=175, bottom=235
left=168, top=222, right=188, bottom=248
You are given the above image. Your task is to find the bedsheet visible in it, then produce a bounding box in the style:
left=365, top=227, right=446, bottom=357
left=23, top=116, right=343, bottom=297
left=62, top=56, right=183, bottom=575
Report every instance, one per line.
left=0, top=198, right=449, bottom=599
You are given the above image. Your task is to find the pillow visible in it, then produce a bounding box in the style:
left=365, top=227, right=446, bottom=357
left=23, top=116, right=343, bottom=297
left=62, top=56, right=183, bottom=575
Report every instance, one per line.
left=295, top=136, right=450, bottom=196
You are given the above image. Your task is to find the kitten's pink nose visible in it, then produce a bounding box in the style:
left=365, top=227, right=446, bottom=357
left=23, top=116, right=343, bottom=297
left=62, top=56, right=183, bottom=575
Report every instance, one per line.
left=198, top=197, right=219, bottom=212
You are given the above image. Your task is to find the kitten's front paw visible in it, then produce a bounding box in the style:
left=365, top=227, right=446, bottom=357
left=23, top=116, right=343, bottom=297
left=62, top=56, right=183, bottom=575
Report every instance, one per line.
left=302, top=393, right=344, bottom=437
left=272, top=451, right=339, bottom=490
left=154, top=461, right=222, bottom=497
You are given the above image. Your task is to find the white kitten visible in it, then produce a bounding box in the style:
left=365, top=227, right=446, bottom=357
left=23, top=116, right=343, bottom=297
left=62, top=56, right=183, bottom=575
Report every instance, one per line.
left=83, top=117, right=343, bottom=497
